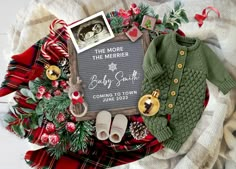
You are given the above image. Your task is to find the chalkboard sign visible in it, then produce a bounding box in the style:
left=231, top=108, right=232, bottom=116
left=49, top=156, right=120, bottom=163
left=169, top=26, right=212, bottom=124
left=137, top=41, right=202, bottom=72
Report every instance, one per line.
left=69, top=32, right=150, bottom=121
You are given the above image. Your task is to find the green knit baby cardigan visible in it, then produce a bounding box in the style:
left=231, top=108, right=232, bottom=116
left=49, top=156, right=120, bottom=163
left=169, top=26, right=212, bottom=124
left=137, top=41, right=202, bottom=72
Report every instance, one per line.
left=141, top=32, right=236, bottom=152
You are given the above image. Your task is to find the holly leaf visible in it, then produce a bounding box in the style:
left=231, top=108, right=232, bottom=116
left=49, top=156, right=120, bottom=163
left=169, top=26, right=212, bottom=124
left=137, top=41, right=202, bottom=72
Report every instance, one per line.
left=38, top=115, right=44, bottom=127
left=180, top=10, right=189, bottom=23
left=163, top=14, right=167, bottom=24
left=4, top=114, right=16, bottom=123
left=29, top=81, right=36, bottom=93
left=12, top=123, right=25, bottom=137
left=26, top=98, right=36, bottom=104
left=9, top=105, right=16, bottom=115
left=20, top=88, right=36, bottom=102
left=30, top=122, right=38, bottom=129
left=21, top=108, right=34, bottom=114
left=173, top=23, right=179, bottom=30
left=46, top=113, right=53, bottom=121
left=174, top=1, right=182, bottom=12
left=35, top=102, right=44, bottom=115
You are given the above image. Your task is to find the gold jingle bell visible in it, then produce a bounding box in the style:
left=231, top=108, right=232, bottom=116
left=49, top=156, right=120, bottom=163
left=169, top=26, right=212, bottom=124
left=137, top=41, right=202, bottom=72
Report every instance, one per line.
left=138, top=89, right=160, bottom=116
left=45, top=64, right=61, bottom=80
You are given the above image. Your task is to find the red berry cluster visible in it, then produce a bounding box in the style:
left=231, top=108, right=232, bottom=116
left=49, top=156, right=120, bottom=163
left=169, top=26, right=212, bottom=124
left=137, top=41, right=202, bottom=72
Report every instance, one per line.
left=40, top=120, right=76, bottom=146
left=35, top=80, right=69, bottom=100
left=41, top=122, right=60, bottom=146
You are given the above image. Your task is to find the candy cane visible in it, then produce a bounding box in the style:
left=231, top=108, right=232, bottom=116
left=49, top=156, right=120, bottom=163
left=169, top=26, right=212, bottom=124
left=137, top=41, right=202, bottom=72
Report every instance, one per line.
left=56, top=41, right=68, bottom=52
left=49, top=19, right=70, bottom=39
left=41, top=19, right=71, bottom=60
left=51, top=43, right=69, bottom=58
left=41, top=40, right=54, bottom=60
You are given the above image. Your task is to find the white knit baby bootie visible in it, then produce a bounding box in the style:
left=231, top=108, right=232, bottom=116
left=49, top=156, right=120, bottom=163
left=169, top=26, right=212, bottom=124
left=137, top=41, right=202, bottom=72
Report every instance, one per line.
left=96, top=110, right=112, bottom=140
left=109, top=114, right=128, bottom=143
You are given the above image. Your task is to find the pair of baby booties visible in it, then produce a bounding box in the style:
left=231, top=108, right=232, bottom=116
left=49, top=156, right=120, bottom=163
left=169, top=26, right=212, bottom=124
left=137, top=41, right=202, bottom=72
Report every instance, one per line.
left=96, top=111, right=128, bottom=143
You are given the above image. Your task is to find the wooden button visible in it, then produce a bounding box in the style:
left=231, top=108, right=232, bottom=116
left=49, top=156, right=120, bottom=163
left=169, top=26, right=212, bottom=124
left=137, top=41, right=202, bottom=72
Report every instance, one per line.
left=171, top=91, right=176, bottom=96
left=173, top=78, right=178, bottom=84
left=177, top=64, right=183, bottom=69
left=168, top=104, right=173, bottom=108
left=179, top=50, right=185, bottom=56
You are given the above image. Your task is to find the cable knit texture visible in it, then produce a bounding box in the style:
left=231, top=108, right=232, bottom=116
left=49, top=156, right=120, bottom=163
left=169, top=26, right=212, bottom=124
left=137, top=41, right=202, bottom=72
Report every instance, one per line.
left=141, top=32, right=236, bottom=152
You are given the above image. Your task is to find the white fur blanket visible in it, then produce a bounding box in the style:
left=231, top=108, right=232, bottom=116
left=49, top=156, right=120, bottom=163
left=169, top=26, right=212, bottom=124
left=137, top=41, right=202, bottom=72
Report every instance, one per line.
left=5, top=0, right=236, bottom=168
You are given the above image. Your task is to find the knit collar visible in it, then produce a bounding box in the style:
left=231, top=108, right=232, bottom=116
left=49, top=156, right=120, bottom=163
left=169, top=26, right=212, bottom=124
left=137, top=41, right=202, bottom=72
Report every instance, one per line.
left=171, top=32, right=200, bottom=51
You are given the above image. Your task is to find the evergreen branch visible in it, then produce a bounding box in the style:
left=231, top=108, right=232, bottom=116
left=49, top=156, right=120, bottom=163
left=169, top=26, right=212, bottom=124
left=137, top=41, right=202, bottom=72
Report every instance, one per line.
left=36, top=93, right=70, bottom=121
left=47, top=138, right=68, bottom=159
left=69, top=121, right=95, bottom=152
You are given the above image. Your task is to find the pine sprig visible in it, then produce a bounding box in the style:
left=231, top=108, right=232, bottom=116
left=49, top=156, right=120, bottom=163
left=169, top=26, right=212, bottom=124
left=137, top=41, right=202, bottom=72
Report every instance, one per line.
left=110, top=17, right=123, bottom=34
left=35, top=93, right=70, bottom=121
left=134, top=3, right=159, bottom=25
left=46, top=120, right=95, bottom=158
left=70, top=120, right=95, bottom=152
left=47, top=136, right=69, bottom=159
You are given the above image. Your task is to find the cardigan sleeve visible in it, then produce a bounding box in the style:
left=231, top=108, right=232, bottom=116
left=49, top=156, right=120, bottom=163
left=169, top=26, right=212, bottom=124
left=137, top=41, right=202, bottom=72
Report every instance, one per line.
left=143, top=115, right=172, bottom=142
left=203, top=44, right=236, bottom=94
left=143, top=35, right=164, bottom=81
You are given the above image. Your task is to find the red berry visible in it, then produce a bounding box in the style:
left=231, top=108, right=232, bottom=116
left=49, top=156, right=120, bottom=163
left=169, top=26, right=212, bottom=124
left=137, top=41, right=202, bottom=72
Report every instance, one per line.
left=130, top=3, right=137, bottom=9
left=132, top=21, right=139, bottom=27
left=54, top=90, right=61, bottom=96
left=122, top=19, right=130, bottom=26
left=52, top=80, right=59, bottom=88
left=44, top=92, right=52, bottom=100
left=156, top=19, right=162, bottom=24
left=127, top=9, right=132, bottom=16
left=48, top=134, right=60, bottom=146
left=46, top=122, right=56, bottom=133
left=56, top=113, right=65, bottom=123
left=70, top=115, right=77, bottom=122
left=133, top=8, right=141, bottom=15
left=38, top=86, right=46, bottom=94
left=65, top=122, right=76, bottom=133
left=60, top=80, right=67, bottom=87
left=40, top=133, right=49, bottom=144
left=36, top=92, right=43, bottom=100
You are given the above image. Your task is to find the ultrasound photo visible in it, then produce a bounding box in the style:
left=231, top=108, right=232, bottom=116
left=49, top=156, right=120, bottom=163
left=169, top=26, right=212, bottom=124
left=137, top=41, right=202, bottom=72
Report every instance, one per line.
left=68, top=11, right=114, bottom=53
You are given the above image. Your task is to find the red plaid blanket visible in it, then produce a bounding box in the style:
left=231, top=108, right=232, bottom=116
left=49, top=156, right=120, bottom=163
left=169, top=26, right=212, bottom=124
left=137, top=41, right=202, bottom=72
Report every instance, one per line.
left=2, top=27, right=209, bottom=169
left=25, top=115, right=163, bottom=169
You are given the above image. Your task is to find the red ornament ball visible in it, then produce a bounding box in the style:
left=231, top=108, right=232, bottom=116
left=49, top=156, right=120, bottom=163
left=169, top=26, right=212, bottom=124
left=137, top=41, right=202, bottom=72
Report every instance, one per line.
left=48, top=134, right=60, bottom=146
left=46, top=122, right=56, bottom=133
left=56, top=113, right=66, bottom=123
left=65, top=122, right=76, bottom=133
left=40, top=133, right=49, bottom=144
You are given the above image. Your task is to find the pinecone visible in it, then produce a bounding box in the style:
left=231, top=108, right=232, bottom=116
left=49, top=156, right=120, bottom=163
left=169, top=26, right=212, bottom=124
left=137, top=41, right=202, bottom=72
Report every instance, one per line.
left=129, top=122, right=148, bottom=140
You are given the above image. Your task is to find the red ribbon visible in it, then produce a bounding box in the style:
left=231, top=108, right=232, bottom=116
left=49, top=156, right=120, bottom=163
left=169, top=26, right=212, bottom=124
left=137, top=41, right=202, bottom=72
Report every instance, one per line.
left=194, top=6, right=220, bottom=27
left=71, top=91, right=84, bottom=105
left=72, top=97, right=84, bottom=105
